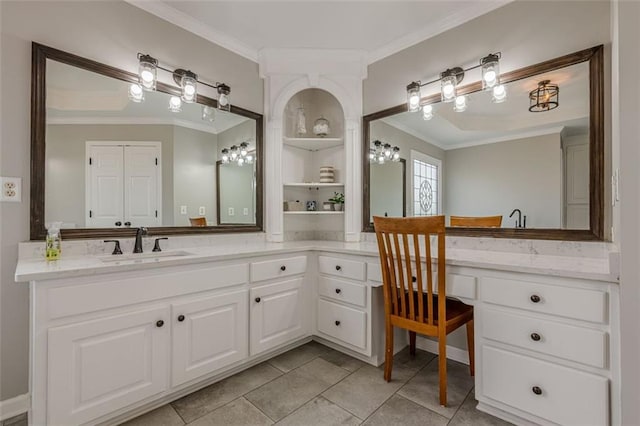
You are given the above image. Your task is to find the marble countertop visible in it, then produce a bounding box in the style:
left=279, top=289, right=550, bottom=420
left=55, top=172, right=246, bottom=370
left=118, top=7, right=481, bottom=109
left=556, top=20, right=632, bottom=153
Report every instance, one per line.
left=15, top=239, right=618, bottom=283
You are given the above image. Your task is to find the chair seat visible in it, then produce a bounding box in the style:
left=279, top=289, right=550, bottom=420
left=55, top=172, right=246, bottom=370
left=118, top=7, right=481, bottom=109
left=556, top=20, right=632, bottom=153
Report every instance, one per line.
left=396, top=292, right=473, bottom=325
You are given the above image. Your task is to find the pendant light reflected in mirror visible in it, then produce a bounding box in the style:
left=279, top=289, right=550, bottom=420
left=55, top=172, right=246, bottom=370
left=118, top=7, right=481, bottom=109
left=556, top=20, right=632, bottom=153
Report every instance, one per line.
left=529, top=80, right=559, bottom=112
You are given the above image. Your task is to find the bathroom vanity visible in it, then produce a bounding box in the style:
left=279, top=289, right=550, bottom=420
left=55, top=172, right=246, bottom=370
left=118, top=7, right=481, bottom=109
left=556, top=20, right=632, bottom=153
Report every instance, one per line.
left=15, top=237, right=619, bottom=426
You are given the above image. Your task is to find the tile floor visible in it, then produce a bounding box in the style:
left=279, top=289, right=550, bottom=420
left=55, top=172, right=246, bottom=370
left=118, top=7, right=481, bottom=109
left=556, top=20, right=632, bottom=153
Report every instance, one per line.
left=120, top=341, right=513, bottom=426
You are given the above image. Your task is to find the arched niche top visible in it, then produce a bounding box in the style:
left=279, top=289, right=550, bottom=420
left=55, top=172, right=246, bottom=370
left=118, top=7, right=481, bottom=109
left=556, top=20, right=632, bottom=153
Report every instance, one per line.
left=271, top=76, right=358, bottom=123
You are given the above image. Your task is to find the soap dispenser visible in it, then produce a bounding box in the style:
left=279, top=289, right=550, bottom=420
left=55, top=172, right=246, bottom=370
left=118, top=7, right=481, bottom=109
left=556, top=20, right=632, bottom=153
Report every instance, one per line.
left=45, top=222, right=62, bottom=261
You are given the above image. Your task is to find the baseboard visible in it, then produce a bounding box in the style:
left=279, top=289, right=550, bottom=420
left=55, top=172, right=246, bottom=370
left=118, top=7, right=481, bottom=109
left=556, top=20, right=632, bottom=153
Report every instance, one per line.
left=0, top=394, right=29, bottom=422
left=415, top=336, right=470, bottom=365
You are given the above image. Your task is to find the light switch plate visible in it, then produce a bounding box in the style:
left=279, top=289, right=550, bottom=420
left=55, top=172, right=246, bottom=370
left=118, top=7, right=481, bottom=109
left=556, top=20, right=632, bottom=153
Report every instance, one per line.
left=228, top=207, right=235, bottom=216
left=0, top=177, right=22, bottom=202
left=180, top=205, right=187, bottom=215
left=199, top=206, right=206, bottom=215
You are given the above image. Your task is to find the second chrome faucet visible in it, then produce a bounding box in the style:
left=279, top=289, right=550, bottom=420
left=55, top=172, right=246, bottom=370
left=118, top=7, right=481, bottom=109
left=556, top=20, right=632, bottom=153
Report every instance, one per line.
left=509, top=209, right=527, bottom=229
left=133, top=227, right=148, bottom=253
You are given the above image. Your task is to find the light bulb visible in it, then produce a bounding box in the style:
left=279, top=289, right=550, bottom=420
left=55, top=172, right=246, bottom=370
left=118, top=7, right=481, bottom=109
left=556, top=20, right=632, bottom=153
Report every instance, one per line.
left=240, top=144, right=248, bottom=157
left=492, top=84, right=507, bottom=103
left=454, top=95, right=467, bottom=112
left=377, top=154, right=385, bottom=165
left=237, top=157, right=245, bottom=166
left=481, top=53, right=500, bottom=90
left=440, top=74, right=457, bottom=103
left=246, top=155, right=254, bottom=164
left=217, top=84, right=231, bottom=112
left=180, top=72, right=197, bottom=103
left=168, top=96, right=182, bottom=112
left=406, top=82, right=421, bottom=112
left=483, top=68, right=496, bottom=85
left=369, top=151, right=375, bottom=162
left=422, top=104, right=433, bottom=120
left=128, top=83, right=144, bottom=103
left=141, top=70, right=154, bottom=84
left=383, top=144, right=392, bottom=158
left=138, top=54, right=157, bottom=91
left=443, top=83, right=454, bottom=96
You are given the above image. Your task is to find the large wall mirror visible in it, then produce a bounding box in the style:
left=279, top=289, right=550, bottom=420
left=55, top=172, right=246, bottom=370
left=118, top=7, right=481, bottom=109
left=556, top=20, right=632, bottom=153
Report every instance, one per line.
left=363, top=45, right=604, bottom=240
left=31, top=43, right=263, bottom=239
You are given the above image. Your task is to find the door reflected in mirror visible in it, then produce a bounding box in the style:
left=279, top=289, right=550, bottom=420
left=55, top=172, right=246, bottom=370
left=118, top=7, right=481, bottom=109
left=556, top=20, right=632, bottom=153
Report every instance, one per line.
left=44, top=59, right=258, bottom=229
left=367, top=61, right=590, bottom=231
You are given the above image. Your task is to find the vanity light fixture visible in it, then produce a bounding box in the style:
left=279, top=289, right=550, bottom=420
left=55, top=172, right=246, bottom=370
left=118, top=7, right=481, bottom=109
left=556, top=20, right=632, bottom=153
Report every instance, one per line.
left=492, top=84, right=507, bottom=103
left=136, top=53, right=231, bottom=110
left=529, top=80, right=559, bottom=112
left=128, top=83, right=144, bottom=103
left=221, top=141, right=255, bottom=166
left=370, top=140, right=400, bottom=165
left=480, top=53, right=501, bottom=90
left=453, top=95, right=468, bottom=112
left=168, top=96, right=182, bottom=113
left=406, top=52, right=504, bottom=112
left=422, top=104, right=434, bottom=120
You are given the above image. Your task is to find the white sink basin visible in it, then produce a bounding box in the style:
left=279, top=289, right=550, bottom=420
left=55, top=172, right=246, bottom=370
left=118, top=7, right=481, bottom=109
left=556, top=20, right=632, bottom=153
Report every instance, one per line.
left=99, top=250, right=193, bottom=263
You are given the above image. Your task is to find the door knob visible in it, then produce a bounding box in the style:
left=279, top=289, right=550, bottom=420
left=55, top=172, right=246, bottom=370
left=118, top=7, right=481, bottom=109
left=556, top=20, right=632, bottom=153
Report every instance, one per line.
left=335, top=288, right=342, bottom=294
left=280, top=265, right=286, bottom=271
left=335, top=265, right=342, bottom=271
left=530, top=294, right=541, bottom=303
left=532, top=386, right=542, bottom=395
left=530, top=332, right=541, bottom=341
left=115, top=221, right=122, bottom=226
left=335, top=320, right=341, bottom=326
left=124, top=221, right=132, bottom=227
left=156, top=320, right=164, bottom=328
left=178, top=315, right=185, bottom=322
left=255, top=297, right=261, bottom=303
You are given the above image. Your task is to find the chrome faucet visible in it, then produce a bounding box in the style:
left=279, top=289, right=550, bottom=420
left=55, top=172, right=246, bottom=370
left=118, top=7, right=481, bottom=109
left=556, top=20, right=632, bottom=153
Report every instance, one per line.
left=509, top=209, right=526, bottom=229
left=133, top=227, right=148, bottom=253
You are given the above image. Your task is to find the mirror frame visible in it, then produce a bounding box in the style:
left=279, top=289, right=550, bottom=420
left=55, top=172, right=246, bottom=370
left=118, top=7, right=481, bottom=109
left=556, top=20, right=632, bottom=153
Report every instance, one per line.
left=362, top=45, right=604, bottom=241
left=31, top=42, right=264, bottom=240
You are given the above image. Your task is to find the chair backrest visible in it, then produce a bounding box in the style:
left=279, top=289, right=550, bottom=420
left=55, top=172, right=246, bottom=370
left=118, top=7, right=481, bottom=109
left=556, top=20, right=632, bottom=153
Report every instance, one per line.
left=450, top=215, right=502, bottom=227
left=373, top=215, right=446, bottom=326
left=189, top=217, right=207, bottom=227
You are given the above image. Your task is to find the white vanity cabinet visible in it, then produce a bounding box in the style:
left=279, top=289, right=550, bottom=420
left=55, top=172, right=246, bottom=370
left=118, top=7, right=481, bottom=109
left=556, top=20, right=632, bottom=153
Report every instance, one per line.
left=474, top=271, right=618, bottom=426
left=249, top=256, right=309, bottom=355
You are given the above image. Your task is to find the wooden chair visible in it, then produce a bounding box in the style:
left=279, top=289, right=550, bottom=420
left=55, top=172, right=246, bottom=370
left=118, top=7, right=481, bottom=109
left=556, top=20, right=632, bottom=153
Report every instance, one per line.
left=373, top=215, right=474, bottom=406
left=450, top=215, right=502, bottom=227
left=189, top=217, right=207, bottom=227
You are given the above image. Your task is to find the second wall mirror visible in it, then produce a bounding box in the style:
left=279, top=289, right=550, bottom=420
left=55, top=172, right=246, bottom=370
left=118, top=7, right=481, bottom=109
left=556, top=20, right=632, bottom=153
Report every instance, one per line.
left=363, top=45, right=604, bottom=241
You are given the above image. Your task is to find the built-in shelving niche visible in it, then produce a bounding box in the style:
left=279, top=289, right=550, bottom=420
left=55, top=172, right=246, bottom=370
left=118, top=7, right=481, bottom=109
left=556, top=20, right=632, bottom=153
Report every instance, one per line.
left=282, top=88, right=345, bottom=240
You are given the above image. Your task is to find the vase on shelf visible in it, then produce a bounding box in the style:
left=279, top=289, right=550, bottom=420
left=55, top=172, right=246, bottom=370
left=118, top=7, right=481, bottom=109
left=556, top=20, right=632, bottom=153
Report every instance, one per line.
left=313, top=116, right=330, bottom=137
left=296, top=105, right=307, bottom=136
left=333, top=203, right=343, bottom=211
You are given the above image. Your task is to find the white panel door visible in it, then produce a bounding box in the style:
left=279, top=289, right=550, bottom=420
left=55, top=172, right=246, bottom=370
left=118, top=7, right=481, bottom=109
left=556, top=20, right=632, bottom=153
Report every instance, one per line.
left=124, top=144, right=161, bottom=227
left=565, top=143, right=589, bottom=229
left=172, top=290, right=248, bottom=387
left=47, top=306, right=169, bottom=426
left=87, top=144, right=124, bottom=227
left=250, top=278, right=305, bottom=355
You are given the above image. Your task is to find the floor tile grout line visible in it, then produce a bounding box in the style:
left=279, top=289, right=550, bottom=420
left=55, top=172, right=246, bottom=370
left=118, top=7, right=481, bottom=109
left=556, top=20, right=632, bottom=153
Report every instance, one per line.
left=168, top=399, right=188, bottom=425
left=446, top=386, right=475, bottom=426
left=240, top=395, right=279, bottom=424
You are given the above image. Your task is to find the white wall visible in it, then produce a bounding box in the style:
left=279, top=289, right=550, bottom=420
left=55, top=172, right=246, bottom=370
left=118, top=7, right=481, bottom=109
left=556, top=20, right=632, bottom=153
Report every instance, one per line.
left=445, top=133, right=563, bottom=228
left=612, top=1, right=640, bottom=424
left=0, top=0, right=262, bottom=401
left=173, top=126, right=217, bottom=226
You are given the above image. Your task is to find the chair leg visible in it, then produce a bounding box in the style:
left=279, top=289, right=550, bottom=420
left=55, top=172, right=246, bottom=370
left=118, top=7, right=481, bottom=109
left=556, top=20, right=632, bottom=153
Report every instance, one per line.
left=466, top=320, right=475, bottom=377
left=384, top=320, right=394, bottom=382
left=438, top=331, right=447, bottom=407
left=409, top=331, right=416, bottom=356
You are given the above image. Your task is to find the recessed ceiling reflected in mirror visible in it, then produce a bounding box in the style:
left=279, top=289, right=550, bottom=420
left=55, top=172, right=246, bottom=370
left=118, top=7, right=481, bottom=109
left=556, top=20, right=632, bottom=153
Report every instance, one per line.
left=368, top=61, right=590, bottom=231
left=44, top=59, right=257, bottom=229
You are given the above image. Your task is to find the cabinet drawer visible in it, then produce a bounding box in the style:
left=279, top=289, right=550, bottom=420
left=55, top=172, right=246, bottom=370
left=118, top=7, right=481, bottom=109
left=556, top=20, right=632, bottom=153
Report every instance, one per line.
left=318, top=276, right=366, bottom=307
left=482, top=308, right=607, bottom=368
left=319, top=256, right=365, bottom=281
left=482, top=346, right=608, bottom=426
left=482, top=277, right=607, bottom=323
left=317, top=299, right=367, bottom=349
left=251, top=256, right=307, bottom=282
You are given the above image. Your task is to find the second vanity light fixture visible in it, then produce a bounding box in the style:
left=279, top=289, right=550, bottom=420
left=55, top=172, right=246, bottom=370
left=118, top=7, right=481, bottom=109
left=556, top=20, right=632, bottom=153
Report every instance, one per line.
left=406, top=53, right=506, bottom=120
left=129, top=53, right=232, bottom=116
left=221, top=141, right=255, bottom=166
left=369, top=140, right=400, bottom=165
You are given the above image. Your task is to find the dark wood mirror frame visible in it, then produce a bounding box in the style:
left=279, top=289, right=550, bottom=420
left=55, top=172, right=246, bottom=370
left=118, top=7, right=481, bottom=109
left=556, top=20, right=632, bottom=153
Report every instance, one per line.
left=31, top=42, right=264, bottom=240
left=362, top=45, right=604, bottom=241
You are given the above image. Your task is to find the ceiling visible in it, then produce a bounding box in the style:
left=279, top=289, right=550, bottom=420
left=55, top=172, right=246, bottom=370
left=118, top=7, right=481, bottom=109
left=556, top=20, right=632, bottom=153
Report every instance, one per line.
left=380, top=61, right=590, bottom=149
left=126, top=0, right=512, bottom=63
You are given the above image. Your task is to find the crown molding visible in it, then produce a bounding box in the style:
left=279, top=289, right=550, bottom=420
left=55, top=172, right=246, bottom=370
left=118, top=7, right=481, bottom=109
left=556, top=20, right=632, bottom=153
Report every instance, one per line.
left=444, top=125, right=565, bottom=150
left=367, top=0, right=514, bottom=64
left=124, top=0, right=258, bottom=62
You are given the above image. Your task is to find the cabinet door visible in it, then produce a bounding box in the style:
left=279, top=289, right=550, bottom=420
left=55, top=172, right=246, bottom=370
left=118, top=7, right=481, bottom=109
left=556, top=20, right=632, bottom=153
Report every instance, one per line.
left=47, top=306, right=169, bottom=426
left=124, top=144, right=161, bottom=227
left=172, top=290, right=248, bottom=387
left=250, top=278, right=306, bottom=355
left=86, top=144, right=124, bottom=227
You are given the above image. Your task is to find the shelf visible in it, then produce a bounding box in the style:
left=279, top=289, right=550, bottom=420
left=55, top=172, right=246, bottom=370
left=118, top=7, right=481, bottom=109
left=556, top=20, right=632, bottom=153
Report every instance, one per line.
left=284, top=182, right=344, bottom=189
left=283, top=137, right=343, bottom=151
left=284, top=211, right=344, bottom=215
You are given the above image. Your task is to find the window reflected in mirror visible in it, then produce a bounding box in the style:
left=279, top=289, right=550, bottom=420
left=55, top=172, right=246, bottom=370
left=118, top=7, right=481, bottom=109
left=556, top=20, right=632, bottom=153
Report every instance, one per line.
left=44, top=60, right=258, bottom=229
